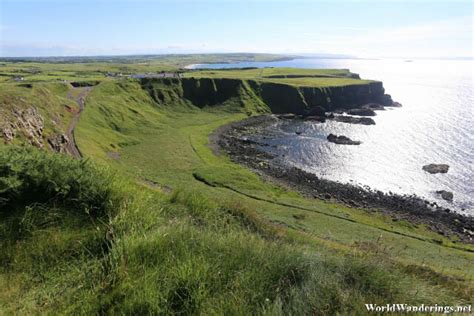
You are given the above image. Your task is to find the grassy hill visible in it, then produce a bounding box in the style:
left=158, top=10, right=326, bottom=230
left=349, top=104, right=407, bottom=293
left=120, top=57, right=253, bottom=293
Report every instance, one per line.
left=0, top=58, right=472, bottom=314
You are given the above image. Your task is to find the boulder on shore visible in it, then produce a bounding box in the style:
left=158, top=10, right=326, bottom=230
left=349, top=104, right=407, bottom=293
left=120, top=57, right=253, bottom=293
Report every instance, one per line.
left=436, top=190, right=453, bottom=201
left=327, top=134, right=361, bottom=145
left=423, top=164, right=449, bottom=174
left=389, top=101, right=403, bottom=107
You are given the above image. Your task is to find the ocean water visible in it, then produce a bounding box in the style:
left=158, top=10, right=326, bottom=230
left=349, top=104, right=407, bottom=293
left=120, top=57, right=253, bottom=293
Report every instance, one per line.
left=192, top=58, right=474, bottom=215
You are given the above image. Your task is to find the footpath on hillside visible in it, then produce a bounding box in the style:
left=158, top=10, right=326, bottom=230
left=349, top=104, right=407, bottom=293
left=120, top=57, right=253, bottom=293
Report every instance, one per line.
left=65, top=86, right=92, bottom=158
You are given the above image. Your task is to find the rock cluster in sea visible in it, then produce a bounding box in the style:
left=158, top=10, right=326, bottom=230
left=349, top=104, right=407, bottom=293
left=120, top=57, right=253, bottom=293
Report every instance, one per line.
left=327, top=134, right=361, bottom=145
left=423, top=164, right=450, bottom=174
left=436, top=190, right=454, bottom=202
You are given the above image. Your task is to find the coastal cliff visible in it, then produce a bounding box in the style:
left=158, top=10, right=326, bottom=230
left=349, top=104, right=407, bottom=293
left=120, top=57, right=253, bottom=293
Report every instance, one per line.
left=140, top=77, right=393, bottom=115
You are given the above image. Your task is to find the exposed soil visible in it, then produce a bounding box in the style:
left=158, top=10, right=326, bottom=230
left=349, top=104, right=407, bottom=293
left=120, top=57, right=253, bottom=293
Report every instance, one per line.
left=211, top=115, right=474, bottom=244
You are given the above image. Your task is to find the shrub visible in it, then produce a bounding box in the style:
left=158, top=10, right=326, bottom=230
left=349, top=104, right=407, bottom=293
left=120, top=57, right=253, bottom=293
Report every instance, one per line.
left=0, top=146, right=119, bottom=218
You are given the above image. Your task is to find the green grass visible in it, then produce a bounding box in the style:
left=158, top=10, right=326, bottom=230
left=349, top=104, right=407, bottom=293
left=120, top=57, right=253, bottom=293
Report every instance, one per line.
left=76, top=80, right=474, bottom=269
left=0, top=61, right=473, bottom=314
left=76, top=79, right=473, bottom=271
left=186, top=67, right=373, bottom=88
left=0, top=57, right=371, bottom=89
left=0, top=53, right=295, bottom=83
left=0, top=147, right=470, bottom=314
left=186, top=67, right=356, bottom=78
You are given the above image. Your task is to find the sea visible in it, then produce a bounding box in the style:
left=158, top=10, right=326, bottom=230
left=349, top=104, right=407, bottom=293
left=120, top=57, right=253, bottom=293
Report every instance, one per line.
left=190, top=58, right=474, bottom=215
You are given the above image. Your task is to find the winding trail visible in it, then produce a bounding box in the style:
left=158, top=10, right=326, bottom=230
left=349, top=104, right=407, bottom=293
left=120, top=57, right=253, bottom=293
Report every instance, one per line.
left=65, top=86, right=92, bottom=158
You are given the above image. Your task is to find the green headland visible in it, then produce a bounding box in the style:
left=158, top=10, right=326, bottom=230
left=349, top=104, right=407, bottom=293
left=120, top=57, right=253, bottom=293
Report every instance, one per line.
left=0, top=54, right=472, bottom=314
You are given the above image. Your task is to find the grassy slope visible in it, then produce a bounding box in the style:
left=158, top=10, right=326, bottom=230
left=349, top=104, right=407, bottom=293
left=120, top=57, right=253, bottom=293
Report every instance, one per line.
left=77, top=80, right=473, bottom=273
left=81, top=81, right=474, bottom=267
left=1, top=68, right=473, bottom=313
left=4, top=148, right=460, bottom=314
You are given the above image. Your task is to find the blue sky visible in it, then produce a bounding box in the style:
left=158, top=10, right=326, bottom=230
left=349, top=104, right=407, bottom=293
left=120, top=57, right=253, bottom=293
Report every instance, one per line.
left=0, top=0, right=472, bottom=58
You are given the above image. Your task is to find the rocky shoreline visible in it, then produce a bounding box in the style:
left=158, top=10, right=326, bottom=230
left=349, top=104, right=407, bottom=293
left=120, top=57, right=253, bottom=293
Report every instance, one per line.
left=212, top=115, right=474, bottom=243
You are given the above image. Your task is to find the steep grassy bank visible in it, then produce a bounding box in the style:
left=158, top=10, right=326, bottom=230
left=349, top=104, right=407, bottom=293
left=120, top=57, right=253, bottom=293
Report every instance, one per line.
left=1, top=72, right=473, bottom=313
left=0, top=147, right=471, bottom=314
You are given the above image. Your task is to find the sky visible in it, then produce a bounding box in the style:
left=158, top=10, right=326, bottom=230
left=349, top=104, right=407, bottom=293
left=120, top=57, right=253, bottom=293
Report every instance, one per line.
left=0, top=0, right=472, bottom=58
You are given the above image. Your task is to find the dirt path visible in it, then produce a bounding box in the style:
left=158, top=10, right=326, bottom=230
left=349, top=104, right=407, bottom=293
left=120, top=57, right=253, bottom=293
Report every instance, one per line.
left=65, top=86, right=92, bottom=158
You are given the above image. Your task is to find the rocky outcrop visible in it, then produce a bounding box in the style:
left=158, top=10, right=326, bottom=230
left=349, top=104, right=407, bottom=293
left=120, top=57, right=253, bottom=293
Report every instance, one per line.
left=327, top=134, right=361, bottom=145
left=0, top=107, right=68, bottom=152
left=7, top=107, right=45, bottom=148
left=47, top=134, right=70, bottom=153
left=423, top=164, right=449, bottom=174
left=0, top=122, right=16, bottom=143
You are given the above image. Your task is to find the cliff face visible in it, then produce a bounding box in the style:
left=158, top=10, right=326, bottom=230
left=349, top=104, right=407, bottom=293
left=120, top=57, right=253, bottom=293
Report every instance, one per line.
left=300, top=81, right=389, bottom=111
left=140, top=77, right=392, bottom=115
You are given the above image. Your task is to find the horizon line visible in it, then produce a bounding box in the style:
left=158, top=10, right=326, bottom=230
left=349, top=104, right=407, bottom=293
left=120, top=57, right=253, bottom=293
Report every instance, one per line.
left=0, top=52, right=473, bottom=60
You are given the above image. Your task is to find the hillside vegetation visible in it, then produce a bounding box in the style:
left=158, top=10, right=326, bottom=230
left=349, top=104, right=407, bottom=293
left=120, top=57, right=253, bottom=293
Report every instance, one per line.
left=0, top=59, right=472, bottom=314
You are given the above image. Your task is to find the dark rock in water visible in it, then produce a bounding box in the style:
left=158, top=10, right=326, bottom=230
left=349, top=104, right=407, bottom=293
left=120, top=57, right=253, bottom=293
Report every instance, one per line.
left=423, top=164, right=449, bottom=174
left=278, top=113, right=296, bottom=119
left=304, top=115, right=326, bottom=123
left=436, top=190, right=454, bottom=201
left=295, top=130, right=303, bottom=135
left=361, top=103, right=385, bottom=111
left=331, top=115, right=375, bottom=125
left=327, top=134, right=361, bottom=145
left=388, top=101, right=403, bottom=107
left=347, top=108, right=377, bottom=116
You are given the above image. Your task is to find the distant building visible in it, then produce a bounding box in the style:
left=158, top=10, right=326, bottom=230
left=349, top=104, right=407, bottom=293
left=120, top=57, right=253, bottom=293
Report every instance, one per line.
left=105, top=72, right=124, bottom=77
left=129, top=72, right=182, bottom=79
